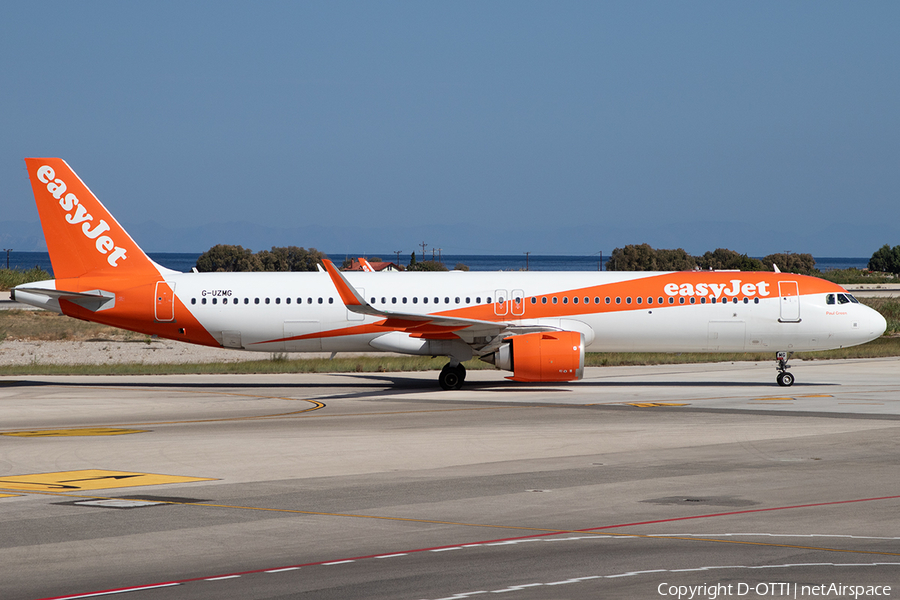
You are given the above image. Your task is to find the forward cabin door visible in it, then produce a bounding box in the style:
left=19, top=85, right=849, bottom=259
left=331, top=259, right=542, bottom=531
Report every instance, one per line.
left=155, top=281, right=175, bottom=322
left=778, top=281, right=801, bottom=322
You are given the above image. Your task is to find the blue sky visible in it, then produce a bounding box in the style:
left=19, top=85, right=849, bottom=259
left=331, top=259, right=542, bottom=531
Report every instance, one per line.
left=1, top=2, right=898, bottom=256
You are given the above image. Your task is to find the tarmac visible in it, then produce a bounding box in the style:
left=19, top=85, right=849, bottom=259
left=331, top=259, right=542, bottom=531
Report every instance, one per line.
left=1, top=359, right=899, bottom=600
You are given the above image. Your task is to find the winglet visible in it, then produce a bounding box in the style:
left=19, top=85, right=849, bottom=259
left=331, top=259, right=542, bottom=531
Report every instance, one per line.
left=321, top=259, right=368, bottom=308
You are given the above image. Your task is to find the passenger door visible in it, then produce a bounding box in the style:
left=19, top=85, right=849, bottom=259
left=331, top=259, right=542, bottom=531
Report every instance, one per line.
left=778, top=281, right=801, bottom=323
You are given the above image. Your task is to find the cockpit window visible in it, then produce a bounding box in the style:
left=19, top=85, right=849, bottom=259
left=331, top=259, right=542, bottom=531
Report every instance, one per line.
left=837, top=293, right=850, bottom=304
left=847, top=294, right=860, bottom=304
left=826, top=294, right=835, bottom=305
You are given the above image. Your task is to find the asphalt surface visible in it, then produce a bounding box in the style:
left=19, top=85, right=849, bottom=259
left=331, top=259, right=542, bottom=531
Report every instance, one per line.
left=1, top=359, right=899, bottom=600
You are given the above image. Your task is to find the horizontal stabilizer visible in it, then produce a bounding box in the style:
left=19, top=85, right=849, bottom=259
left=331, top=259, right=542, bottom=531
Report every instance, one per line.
left=13, top=285, right=115, bottom=312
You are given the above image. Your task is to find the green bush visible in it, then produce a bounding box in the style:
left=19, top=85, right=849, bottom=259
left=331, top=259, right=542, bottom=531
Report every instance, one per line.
left=0, top=267, right=52, bottom=291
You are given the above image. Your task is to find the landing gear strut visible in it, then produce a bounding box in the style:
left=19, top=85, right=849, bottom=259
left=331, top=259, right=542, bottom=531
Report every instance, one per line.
left=439, top=363, right=467, bottom=390
left=775, top=351, right=794, bottom=387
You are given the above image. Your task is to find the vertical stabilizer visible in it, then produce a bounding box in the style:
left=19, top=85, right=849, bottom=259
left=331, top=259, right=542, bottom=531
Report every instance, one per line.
left=25, top=158, right=161, bottom=280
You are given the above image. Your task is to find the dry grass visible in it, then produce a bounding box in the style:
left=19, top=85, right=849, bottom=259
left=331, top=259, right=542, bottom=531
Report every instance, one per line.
left=0, top=310, right=138, bottom=342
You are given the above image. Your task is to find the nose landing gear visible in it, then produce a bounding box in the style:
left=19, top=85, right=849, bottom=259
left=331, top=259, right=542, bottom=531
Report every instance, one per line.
left=775, top=351, right=794, bottom=386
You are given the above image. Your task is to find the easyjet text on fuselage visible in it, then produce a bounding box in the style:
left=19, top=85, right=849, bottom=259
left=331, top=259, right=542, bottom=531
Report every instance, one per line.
left=664, top=279, right=771, bottom=299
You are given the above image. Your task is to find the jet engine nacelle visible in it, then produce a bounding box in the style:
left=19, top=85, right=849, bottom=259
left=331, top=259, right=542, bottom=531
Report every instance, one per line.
left=489, top=331, right=585, bottom=382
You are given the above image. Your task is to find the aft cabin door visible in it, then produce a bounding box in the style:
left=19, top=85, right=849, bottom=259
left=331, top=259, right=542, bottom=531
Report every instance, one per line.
left=778, top=281, right=801, bottom=323
left=155, top=281, right=175, bottom=322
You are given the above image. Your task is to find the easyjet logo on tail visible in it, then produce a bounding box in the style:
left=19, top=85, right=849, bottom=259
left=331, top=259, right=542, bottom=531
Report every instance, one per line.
left=36, top=165, right=127, bottom=267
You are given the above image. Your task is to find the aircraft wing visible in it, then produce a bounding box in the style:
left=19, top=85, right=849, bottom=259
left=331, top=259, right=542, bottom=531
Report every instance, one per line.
left=321, top=259, right=555, bottom=350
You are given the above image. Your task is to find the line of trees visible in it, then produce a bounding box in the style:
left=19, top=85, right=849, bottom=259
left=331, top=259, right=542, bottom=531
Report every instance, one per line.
left=606, top=244, right=817, bottom=274
left=192, top=242, right=899, bottom=276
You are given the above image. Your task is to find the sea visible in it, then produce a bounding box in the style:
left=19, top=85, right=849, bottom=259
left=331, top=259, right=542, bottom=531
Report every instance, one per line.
left=1, top=251, right=870, bottom=276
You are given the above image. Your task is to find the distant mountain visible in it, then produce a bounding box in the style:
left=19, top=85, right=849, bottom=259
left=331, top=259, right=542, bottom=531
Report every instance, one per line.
left=0, top=221, right=47, bottom=252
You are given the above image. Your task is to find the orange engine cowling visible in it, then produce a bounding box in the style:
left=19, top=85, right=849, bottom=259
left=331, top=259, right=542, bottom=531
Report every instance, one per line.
left=489, top=331, right=585, bottom=382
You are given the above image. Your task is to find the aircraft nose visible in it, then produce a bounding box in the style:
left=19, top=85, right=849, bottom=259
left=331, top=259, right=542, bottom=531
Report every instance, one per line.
left=865, top=306, right=887, bottom=339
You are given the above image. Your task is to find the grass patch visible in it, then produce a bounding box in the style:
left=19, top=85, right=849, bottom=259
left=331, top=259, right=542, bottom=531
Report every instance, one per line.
left=0, top=267, right=52, bottom=291
left=819, top=268, right=896, bottom=285
left=0, top=310, right=136, bottom=342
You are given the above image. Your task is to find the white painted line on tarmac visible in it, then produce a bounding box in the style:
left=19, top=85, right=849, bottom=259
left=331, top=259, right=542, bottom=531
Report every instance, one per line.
left=43, top=583, right=181, bottom=599
left=426, top=563, right=900, bottom=600
left=265, top=567, right=301, bottom=573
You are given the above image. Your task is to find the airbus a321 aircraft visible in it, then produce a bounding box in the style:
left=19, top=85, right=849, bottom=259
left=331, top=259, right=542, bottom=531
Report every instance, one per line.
left=13, top=158, right=887, bottom=389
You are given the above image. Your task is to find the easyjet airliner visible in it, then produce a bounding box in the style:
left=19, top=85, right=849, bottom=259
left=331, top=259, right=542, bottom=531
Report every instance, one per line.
left=13, top=158, right=886, bottom=389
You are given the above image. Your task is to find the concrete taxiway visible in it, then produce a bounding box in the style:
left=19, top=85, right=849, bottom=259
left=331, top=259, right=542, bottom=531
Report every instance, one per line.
left=1, top=359, right=899, bottom=599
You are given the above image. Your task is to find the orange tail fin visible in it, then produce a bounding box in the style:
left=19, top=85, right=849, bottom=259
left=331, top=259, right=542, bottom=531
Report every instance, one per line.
left=25, top=158, right=161, bottom=280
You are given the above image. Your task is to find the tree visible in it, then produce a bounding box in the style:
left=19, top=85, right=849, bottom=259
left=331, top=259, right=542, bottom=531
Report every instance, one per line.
left=655, top=248, right=697, bottom=271
left=607, top=244, right=657, bottom=271
left=407, top=260, right=448, bottom=272
left=699, top=249, right=765, bottom=271
left=762, top=253, right=816, bottom=275
left=607, top=244, right=697, bottom=271
left=257, top=246, right=325, bottom=272
left=195, top=244, right=326, bottom=272
left=868, top=244, right=900, bottom=275
left=195, top=244, right=262, bottom=272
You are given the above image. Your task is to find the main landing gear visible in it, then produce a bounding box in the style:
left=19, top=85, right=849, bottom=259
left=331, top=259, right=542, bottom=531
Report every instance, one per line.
left=775, top=351, right=795, bottom=387
left=439, top=363, right=467, bottom=390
